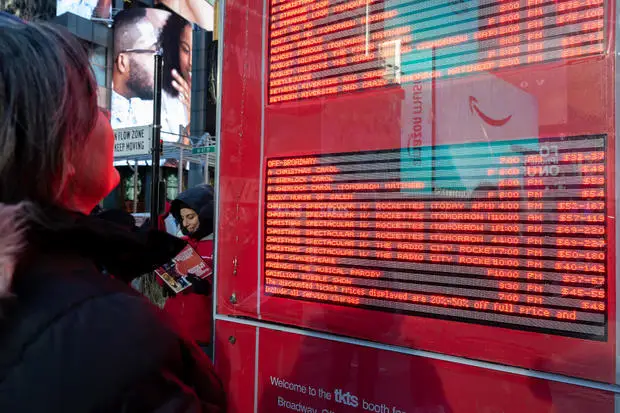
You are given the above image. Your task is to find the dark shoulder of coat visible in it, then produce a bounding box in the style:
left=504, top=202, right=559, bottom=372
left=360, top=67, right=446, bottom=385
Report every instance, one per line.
left=0, top=207, right=226, bottom=413
left=0, top=253, right=226, bottom=413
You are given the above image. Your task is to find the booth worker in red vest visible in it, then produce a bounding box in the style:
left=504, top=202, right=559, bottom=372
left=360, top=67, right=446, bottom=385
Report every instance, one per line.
left=166, top=185, right=215, bottom=355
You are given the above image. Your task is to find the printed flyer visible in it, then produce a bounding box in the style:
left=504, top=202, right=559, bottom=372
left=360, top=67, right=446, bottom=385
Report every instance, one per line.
left=156, top=245, right=212, bottom=293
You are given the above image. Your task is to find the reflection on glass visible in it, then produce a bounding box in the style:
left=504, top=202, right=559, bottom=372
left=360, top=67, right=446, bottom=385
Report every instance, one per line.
left=267, top=0, right=605, bottom=103
left=263, top=0, right=610, bottom=343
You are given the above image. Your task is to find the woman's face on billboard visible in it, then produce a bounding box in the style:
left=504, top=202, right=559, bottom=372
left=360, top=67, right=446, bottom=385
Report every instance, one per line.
left=179, top=24, right=192, bottom=81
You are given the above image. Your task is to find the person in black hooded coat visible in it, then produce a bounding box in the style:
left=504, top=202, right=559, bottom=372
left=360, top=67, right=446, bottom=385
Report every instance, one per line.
left=0, top=15, right=226, bottom=413
left=163, top=185, right=215, bottom=354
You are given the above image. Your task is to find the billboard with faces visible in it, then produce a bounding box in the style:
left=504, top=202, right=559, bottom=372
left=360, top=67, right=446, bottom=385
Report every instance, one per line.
left=56, top=0, right=112, bottom=20
left=154, top=0, right=213, bottom=31
left=112, top=7, right=193, bottom=143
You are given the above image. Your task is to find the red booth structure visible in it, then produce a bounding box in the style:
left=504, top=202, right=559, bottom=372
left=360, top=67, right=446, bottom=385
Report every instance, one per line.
left=214, top=0, right=620, bottom=411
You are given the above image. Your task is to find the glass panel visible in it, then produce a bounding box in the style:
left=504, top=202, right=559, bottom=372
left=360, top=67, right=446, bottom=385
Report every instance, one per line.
left=216, top=0, right=618, bottom=405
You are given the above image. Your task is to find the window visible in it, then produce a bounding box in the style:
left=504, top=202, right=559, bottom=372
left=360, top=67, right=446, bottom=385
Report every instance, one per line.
left=166, top=173, right=180, bottom=201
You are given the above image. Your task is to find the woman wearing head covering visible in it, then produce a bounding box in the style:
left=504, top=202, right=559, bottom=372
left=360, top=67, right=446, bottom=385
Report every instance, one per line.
left=0, top=14, right=225, bottom=412
left=165, top=185, right=215, bottom=356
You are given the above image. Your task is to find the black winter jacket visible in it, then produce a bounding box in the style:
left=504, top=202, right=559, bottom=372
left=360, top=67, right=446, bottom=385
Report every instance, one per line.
left=0, top=204, right=227, bottom=413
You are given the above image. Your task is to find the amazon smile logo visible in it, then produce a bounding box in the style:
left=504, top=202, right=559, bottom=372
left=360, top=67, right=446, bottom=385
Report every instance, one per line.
left=469, top=96, right=512, bottom=127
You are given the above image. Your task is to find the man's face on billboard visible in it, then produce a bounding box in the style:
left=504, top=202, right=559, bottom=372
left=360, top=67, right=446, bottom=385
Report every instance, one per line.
left=127, top=21, right=158, bottom=99
left=116, top=19, right=158, bottom=100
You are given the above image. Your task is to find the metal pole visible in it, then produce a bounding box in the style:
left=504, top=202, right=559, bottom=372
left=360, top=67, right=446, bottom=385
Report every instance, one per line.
left=150, top=52, right=163, bottom=228
left=431, top=46, right=436, bottom=192
left=205, top=152, right=210, bottom=184
left=178, top=147, right=184, bottom=195
left=133, top=158, right=138, bottom=214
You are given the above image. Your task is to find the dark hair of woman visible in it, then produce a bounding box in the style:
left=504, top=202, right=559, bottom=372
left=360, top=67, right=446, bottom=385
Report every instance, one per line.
left=0, top=15, right=97, bottom=207
left=160, top=12, right=190, bottom=96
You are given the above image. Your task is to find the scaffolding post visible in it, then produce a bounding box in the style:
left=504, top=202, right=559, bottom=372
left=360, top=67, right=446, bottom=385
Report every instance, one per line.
left=150, top=52, right=164, bottom=228
left=204, top=152, right=210, bottom=184
left=133, top=158, right=138, bottom=214
left=178, top=147, right=184, bottom=195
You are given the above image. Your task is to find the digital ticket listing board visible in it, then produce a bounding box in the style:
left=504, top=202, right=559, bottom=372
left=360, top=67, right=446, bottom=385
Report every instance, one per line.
left=264, top=135, right=608, bottom=340
left=268, top=0, right=606, bottom=103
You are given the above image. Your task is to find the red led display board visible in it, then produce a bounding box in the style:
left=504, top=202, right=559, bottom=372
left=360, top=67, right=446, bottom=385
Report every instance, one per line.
left=263, top=135, right=608, bottom=340
left=217, top=0, right=617, bottom=386
left=268, top=0, right=607, bottom=103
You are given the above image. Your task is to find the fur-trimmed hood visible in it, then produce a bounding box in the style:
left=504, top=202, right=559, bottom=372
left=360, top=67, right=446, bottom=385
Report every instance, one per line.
left=0, top=203, right=187, bottom=297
